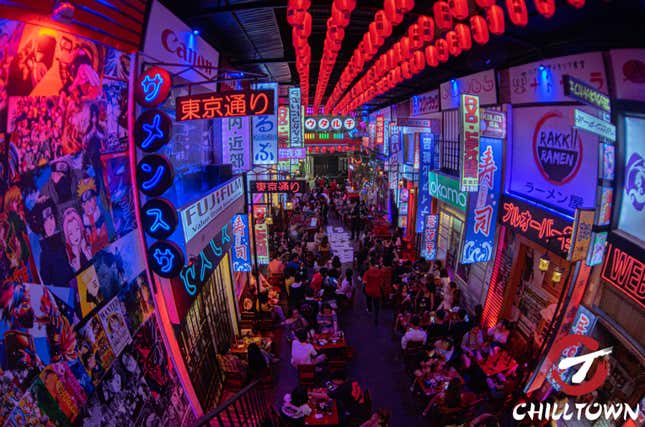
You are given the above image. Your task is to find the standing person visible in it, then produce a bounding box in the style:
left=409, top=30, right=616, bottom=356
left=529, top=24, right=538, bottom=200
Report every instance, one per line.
left=350, top=202, right=361, bottom=240
left=362, top=259, right=383, bottom=325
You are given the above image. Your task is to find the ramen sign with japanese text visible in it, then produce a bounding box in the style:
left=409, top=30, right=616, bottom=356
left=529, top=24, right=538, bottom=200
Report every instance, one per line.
left=460, top=94, right=480, bottom=192
left=175, top=89, right=275, bottom=121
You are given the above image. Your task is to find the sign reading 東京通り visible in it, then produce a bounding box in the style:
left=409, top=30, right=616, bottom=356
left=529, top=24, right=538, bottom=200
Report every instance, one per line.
left=175, top=89, right=275, bottom=121
left=250, top=180, right=307, bottom=194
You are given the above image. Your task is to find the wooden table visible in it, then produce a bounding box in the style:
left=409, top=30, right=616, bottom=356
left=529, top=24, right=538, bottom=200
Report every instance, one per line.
left=312, top=334, right=347, bottom=352
left=305, top=398, right=339, bottom=426
left=477, top=349, right=518, bottom=377
left=229, top=336, right=273, bottom=356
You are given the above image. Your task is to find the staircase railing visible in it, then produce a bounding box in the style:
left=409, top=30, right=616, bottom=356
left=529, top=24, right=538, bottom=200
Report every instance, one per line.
left=192, top=380, right=276, bottom=427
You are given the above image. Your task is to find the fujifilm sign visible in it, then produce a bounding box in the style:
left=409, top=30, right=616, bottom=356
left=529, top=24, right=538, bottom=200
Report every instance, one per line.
left=428, top=172, right=468, bottom=211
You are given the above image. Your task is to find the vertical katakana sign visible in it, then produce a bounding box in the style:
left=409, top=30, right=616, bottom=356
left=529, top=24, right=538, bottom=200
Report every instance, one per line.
left=289, top=87, right=303, bottom=147
left=222, top=116, right=250, bottom=174
left=252, top=83, right=278, bottom=165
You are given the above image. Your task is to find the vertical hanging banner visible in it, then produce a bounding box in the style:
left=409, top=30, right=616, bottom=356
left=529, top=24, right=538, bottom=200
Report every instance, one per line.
left=232, top=214, right=252, bottom=272
left=460, top=137, right=502, bottom=264
left=278, top=105, right=290, bottom=145
left=417, top=133, right=436, bottom=233
left=252, top=83, right=278, bottom=164
left=289, top=88, right=303, bottom=147
left=375, top=115, right=385, bottom=145
left=223, top=117, right=250, bottom=174
left=460, top=94, right=480, bottom=192
left=253, top=206, right=270, bottom=265
left=422, top=215, right=439, bottom=260
left=567, top=208, right=595, bottom=262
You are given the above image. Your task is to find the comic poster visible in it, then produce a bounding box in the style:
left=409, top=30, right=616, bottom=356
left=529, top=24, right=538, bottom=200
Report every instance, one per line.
left=93, top=230, right=145, bottom=301
left=0, top=20, right=26, bottom=132
left=0, top=369, right=24, bottom=425
left=101, top=154, right=136, bottom=237
left=5, top=387, right=58, bottom=427
left=100, top=82, right=128, bottom=153
left=117, top=272, right=154, bottom=335
left=74, top=265, right=103, bottom=318
left=0, top=134, right=8, bottom=200
left=102, top=47, right=130, bottom=81
left=29, top=377, right=71, bottom=426
left=76, top=315, right=114, bottom=386
left=0, top=185, right=38, bottom=285
left=98, top=297, right=131, bottom=356
left=8, top=24, right=104, bottom=100
left=39, top=365, right=82, bottom=422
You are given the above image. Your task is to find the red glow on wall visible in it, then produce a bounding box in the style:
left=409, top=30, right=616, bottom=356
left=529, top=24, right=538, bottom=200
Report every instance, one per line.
left=481, top=226, right=506, bottom=328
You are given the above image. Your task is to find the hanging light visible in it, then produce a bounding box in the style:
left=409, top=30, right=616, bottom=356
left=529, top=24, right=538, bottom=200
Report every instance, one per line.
left=551, top=268, right=563, bottom=283
left=538, top=252, right=551, bottom=272
left=506, top=0, right=528, bottom=27
left=534, top=0, right=556, bottom=18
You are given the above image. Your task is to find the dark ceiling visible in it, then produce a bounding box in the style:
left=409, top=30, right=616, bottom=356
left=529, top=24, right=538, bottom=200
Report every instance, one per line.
left=161, top=0, right=645, bottom=113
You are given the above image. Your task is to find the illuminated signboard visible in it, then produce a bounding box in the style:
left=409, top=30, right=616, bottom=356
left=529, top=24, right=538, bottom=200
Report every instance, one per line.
left=416, top=133, right=435, bottom=233
left=231, top=214, right=251, bottom=272
left=480, top=110, right=506, bottom=139
left=500, top=195, right=573, bottom=258
left=422, top=215, right=439, bottom=260
left=252, top=82, right=278, bottom=165
left=135, top=66, right=172, bottom=108
left=304, top=116, right=356, bottom=132
left=253, top=205, right=269, bottom=264
left=175, top=89, right=274, bottom=121
left=375, top=115, right=384, bottom=146
left=250, top=180, right=306, bottom=194
left=289, top=88, right=303, bottom=147
left=179, top=176, right=244, bottom=243
left=586, top=231, right=608, bottom=266
left=147, top=240, right=184, bottom=278
left=278, top=105, right=290, bottom=144
left=574, top=109, right=616, bottom=141
left=134, top=109, right=172, bottom=152
left=136, top=154, right=174, bottom=197
left=600, top=233, right=645, bottom=309
left=278, top=147, right=306, bottom=160
left=399, top=188, right=409, bottom=215
left=563, top=74, right=611, bottom=113
left=222, top=117, right=250, bottom=174
left=567, top=208, right=595, bottom=262
left=428, top=171, right=467, bottom=211
left=411, top=89, right=440, bottom=116
left=460, top=94, right=480, bottom=192
left=141, top=198, right=178, bottom=240
left=460, top=137, right=502, bottom=264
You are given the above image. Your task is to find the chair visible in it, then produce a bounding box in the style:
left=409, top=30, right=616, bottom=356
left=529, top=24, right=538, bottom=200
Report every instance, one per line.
left=223, top=370, right=246, bottom=391
left=402, top=341, right=425, bottom=377
left=297, top=364, right=316, bottom=387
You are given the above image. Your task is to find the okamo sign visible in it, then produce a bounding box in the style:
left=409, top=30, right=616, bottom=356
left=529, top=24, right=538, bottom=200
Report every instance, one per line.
left=510, top=106, right=598, bottom=214
left=461, top=138, right=502, bottom=264
left=428, top=171, right=467, bottom=211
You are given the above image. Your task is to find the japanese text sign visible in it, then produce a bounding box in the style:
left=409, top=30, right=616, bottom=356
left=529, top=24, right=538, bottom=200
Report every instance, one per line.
left=440, top=69, right=497, bottom=110
left=375, top=115, right=385, bottom=146
left=460, top=94, right=480, bottom=192
left=231, top=214, right=251, bottom=272
left=601, top=233, right=645, bottom=309
left=278, top=105, right=290, bottom=144
left=574, top=109, right=616, bottom=141
left=252, top=83, right=278, bottom=165
left=416, top=133, right=436, bottom=233
left=505, top=52, right=606, bottom=104
left=500, top=195, right=573, bottom=258
left=289, top=88, right=303, bottom=147
left=250, top=180, right=306, bottom=194
left=461, top=137, right=502, bottom=264
left=563, top=74, right=611, bottom=112
left=480, top=110, right=506, bottom=139
left=411, top=89, right=440, bottom=116
left=510, top=106, right=599, bottom=215
left=567, top=208, right=595, bottom=262
left=222, top=117, right=251, bottom=174
left=278, top=147, right=306, bottom=160
left=253, top=205, right=270, bottom=264
left=304, top=116, right=356, bottom=131
left=422, top=215, right=439, bottom=260
left=428, top=171, right=468, bottom=211
left=175, top=89, right=274, bottom=121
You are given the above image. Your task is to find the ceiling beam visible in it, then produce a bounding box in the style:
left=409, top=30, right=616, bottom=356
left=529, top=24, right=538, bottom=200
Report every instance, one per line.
left=189, top=0, right=287, bottom=16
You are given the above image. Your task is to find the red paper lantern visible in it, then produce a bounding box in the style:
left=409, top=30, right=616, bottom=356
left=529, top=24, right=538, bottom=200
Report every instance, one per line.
left=292, top=29, right=307, bottom=48
left=566, top=0, right=584, bottom=8
left=331, top=2, right=350, bottom=27
left=411, top=50, right=425, bottom=74
left=486, top=5, right=505, bottom=35
left=374, top=10, right=392, bottom=39
left=470, top=15, right=490, bottom=45
left=335, top=0, right=356, bottom=13
left=435, top=38, right=449, bottom=62
left=446, top=31, right=462, bottom=56
left=393, top=41, right=402, bottom=64
left=418, top=15, right=435, bottom=43
left=425, top=45, right=439, bottom=67
left=399, top=36, right=411, bottom=60
left=433, top=1, right=452, bottom=31
left=449, top=0, right=469, bottom=20
left=293, top=11, right=312, bottom=38
left=401, top=61, right=413, bottom=79
left=534, top=0, right=556, bottom=18
left=455, top=23, right=472, bottom=50
left=364, top=32, right=377, bottom=56
left=505, top=0, right=528, bottom=27
left=475, top=0, right=495, bottom=6
left=408, top=24, right=423, bottom=50
left=384, top=0, right=404, bottom=25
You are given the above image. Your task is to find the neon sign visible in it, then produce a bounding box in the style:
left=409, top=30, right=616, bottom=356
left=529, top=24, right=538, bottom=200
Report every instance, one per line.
left=231, top=214, right=251, bottom=272
left=179, top=224, right=233, bottom=295
left=600, top=234, right=645, bottom=309
left=250, top=180, right=306, bottom=194
left=148, top=240, right=184, bottom=278
left=563, top=74, right=611, bottom=113
left=460, top=94, right=480, bottom=192
left=135, top=109, right=172, bottom=152
left=135, top=66, right=172, bottom=108
left=422, top=215, right=439, bottom=260
left=500, top=195, right=573, bottom=258
left=136, top=154, right=174, bottom=197
left=141, top=198, right=177, bottom=239
left=175, top=89, right=274, bottom=121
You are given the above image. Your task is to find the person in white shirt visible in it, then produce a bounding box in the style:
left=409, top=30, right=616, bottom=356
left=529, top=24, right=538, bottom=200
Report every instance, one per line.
left=336, top=269, right=354, bottom=300
left=291, top=329, right=326, bottom=367
left=401, top=316, right=427, bottom=350
left=487, top=319, right=511, bottom=345
left=281, top=386, right=312, bottom=421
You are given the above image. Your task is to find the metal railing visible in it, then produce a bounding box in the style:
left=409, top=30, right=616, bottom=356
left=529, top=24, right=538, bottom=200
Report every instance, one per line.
left=192, top=380, right=276, bottom=427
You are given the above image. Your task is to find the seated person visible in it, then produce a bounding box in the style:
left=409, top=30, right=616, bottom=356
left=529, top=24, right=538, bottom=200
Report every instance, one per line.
left=281, top=386, right=312, bottom=424
left=310, top=370, right=366, bottom=425
left=216, top=345, right=247, bottom=378
left=426, top=309, right=449, bottom=341
left=461, top=324, right=485, bottom=368
left=401, top=316, right=427, bottom=350
left=434, top=338, right=456, bottom=363
left=360, top=408, right=391, bottom=427
left=282, top=308, right=309, bottom=342
left=291, top=329, right=326, bottom=367
left=247, top=343, right=270, bottom=381
left=395, top=309, right=412, bottom=335
left=487, top=319, right=511, bottom=346
left=316, top=303, right=338, bottom=335
left=449, top=309, right=471, bottom=343
left=422, top=377, right=468, bottom=417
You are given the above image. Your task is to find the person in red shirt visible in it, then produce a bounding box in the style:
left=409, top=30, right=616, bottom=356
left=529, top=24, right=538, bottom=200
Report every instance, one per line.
left=310, top=268, right=324, bottom=295
left=362, top=259, right=384, bottom=325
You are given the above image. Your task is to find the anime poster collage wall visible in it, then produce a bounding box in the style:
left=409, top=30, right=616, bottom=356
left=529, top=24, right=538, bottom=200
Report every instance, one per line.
left=0, top=20, right=193, bottom=426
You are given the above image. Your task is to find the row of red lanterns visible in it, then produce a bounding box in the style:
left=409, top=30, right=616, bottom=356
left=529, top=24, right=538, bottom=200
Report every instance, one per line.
left=324, top=0, right=415, bottom=114
left=313, top=0, right=357, bottom=113
left=333, top=0, right=585, bottom=114
left=288, top=0, right=312, bottom=104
